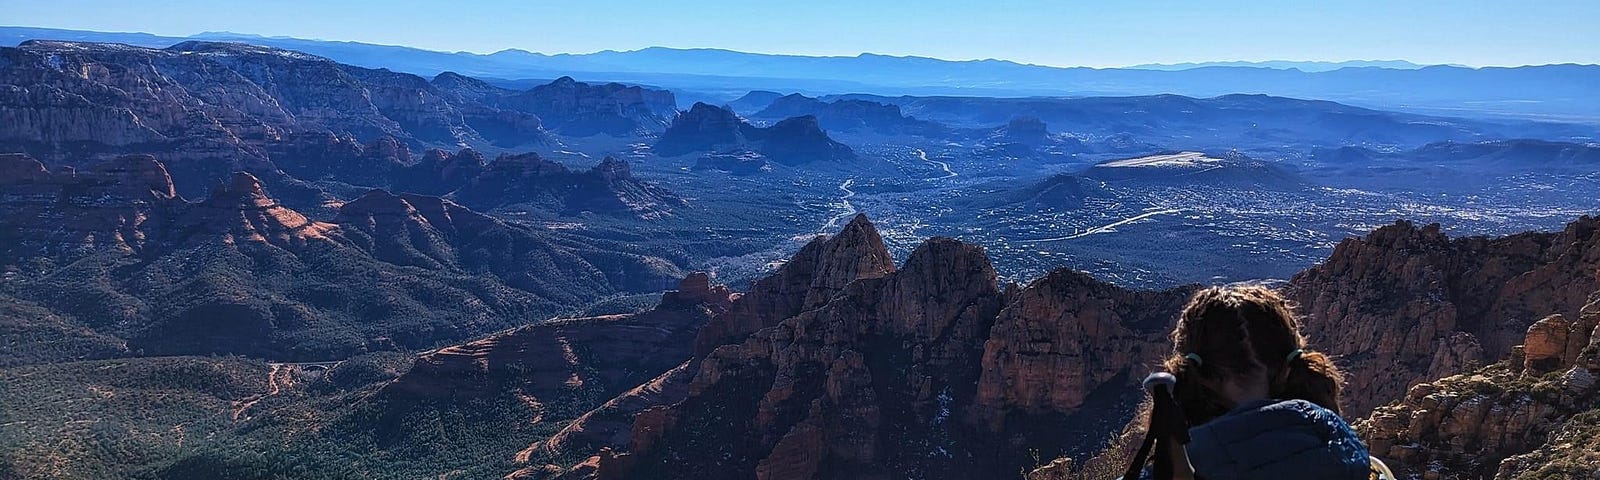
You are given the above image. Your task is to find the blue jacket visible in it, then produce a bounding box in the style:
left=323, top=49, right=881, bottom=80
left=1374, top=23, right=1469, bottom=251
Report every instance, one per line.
left=1185, top=399, right=1370, bottom=480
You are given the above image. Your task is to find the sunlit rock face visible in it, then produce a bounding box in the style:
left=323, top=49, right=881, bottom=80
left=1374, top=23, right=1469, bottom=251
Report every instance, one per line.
left=535, top=215, right=1600, bottom=480
left=1358, top=293, right=1600, bottom=480
left=1288, top=216, right=1600, bottom=415
left=0, top=154, right=685, bottom=361
left=0, top=40, right=552, bottom=197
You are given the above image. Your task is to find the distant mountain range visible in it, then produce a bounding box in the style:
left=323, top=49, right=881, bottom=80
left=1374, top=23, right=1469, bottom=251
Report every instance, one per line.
left=3, top=26, right=1598, bottom=122
left=1127, top=60, right=1436, bottom=72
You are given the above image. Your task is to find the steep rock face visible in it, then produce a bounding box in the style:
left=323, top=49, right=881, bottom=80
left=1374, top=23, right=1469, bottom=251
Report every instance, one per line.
left=336, top=189, right=682, bottom=302
left=550, top=215, right=1600, bottom=480
left=973, top=270, right=1194, bottom=433
left=182, top=171, right=342, bottom=248
left=630, top=236, right=1006, bottom=479
left=392, top=147, right=488, bottom=195
left=264, top=133, right=413, bottom=186
left=0, top=40, right=548, bottom=196
left=581, top=216, right=1200, bottom=479
left=997, top=116, right=1052, bottom=144
left=752, top=94, right=944, bottom=137
left=654, top=103, right=856, bottom=168
left=532, top=274, right=737, bottom=459
left=1357, top=293, right=1600, bottom=479
left=0, top=153, right=181, bottom=258
left=1287, top=217, right=1600, bottom=414
left=0, top=155, right=683, bottom=360
left=499, top=76, right=678, bottom=137
left=758, top=115, right=857, bottom=165
left=376, top=274, right=734, bottom=479
left=427, top=71, right=548, bottom=145
left=449, top=153, right=682, bottom=217
left=381, top=273, right=730, bottom=402
left=652, top=102, right=758, bottom=157
left=691, top=214, right=896, bottom=357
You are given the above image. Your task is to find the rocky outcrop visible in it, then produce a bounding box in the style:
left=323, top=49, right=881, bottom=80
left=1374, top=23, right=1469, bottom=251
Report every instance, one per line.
left=393, top=147, right=488, bottom=195
left=0, top=153, right=181, bottom=257
left=381, top=272, right=731, bottom=401
left=973, top=270, right=1194, bottom=429
left=652, top=103, right=759, bottom=157
left=1287, top=216, right=1600, bottom=415
left=0, top=155, right=684, bottom=360
left=1357, top=293, right=1600, bottom=479
left=376, top=274, right=734, bottom=480
left=691, top=214, right=896, bottom=356
left=499, top=76, right=678, bottom=137
left=336, top=188, right=683, bottom=302
left=963, top=117, right=1095, bottom=161
left=654, top=103, right=857, bottom=168
left=751, top=94, right=945, bottom=137
left=537, top=214, right=1600, bottom=480
left=559, top=215, right=1197, bottom=479
left=996, top=117, right=1052, bottom=145
left=758, top=115, right=857, bottom=165
left=0, top=40, right=551, bottom=197
left=448, top=153, right=682, bottom=217
left=182, top=171, right=342, bottom=248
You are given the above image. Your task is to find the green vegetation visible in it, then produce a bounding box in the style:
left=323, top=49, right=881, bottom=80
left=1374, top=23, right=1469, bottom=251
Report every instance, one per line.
left=0, top=336, right=679, bottom=480
left=1505, top=410, right=1600, bottom=480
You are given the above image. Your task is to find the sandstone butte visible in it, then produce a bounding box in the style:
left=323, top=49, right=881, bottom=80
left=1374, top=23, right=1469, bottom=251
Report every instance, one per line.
left=10, top=152, right=1593, bottom=478
left=460, top=211, right=1597, bottom=479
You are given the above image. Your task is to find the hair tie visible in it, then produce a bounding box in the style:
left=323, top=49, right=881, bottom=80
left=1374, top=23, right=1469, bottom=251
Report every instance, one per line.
left=1285, top=348, right=1304, bottom=363
left=1184, top=353, right=1204, bottom=366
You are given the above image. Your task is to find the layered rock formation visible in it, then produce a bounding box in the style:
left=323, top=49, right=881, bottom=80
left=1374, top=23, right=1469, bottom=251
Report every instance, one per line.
left=0, top=154, right=682, bottom=361
left=653, top=103, right=857, bottom=169
left=499, top=76, right=678, bottom=137
left=544, top=215, right=1195, bottom=479
left=519, top=214, right=1600, bottom=480
left=751, top=93, right=946, bottom=137
left=0, top=40, right=690, bottom=204
left=1288, top=216, right=1600, bottom=414
left=758, top=115, right=859, bottom=165
left=449, top=153, right=683, bottom=216
left=370, top=273, right=734, bottom=478
left=0, top=40, right=553, bottom=196
left=382, top=273, right=732, bottom=403
left=1358, top=293, right=1600, bottom=479
left=652, top=102, right=759, bottom=157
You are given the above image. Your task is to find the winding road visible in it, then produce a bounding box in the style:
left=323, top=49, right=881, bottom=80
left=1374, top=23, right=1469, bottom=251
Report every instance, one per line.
left=817, top=178, right=858, bottom=233
left=914, top=148, right=957, bottom=179
left=1023, top=208, right=1184, bottom=243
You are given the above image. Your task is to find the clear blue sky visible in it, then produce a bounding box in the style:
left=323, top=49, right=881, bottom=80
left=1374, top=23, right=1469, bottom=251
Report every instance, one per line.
left=3, top=0, right=1596, bottom=67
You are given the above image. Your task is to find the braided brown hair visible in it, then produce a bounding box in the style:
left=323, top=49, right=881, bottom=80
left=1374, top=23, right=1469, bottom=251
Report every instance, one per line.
left=1161, top=285, right=1344, bottom=425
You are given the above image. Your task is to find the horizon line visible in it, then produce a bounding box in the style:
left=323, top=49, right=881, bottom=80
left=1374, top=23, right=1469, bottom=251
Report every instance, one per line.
left=3, top=24, right=1596, bottom=70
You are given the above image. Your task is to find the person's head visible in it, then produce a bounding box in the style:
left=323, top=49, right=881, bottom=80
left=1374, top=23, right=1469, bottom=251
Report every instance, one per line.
left=1162, top=285, right=1343, bottom=425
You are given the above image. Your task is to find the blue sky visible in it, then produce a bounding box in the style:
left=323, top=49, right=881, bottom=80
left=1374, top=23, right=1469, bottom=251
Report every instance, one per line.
left=3, top=0, right=1596, bottom=67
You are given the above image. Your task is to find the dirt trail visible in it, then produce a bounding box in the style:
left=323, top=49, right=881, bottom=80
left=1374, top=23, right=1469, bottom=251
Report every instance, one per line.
left=231, top=363, right=286, bottom=421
